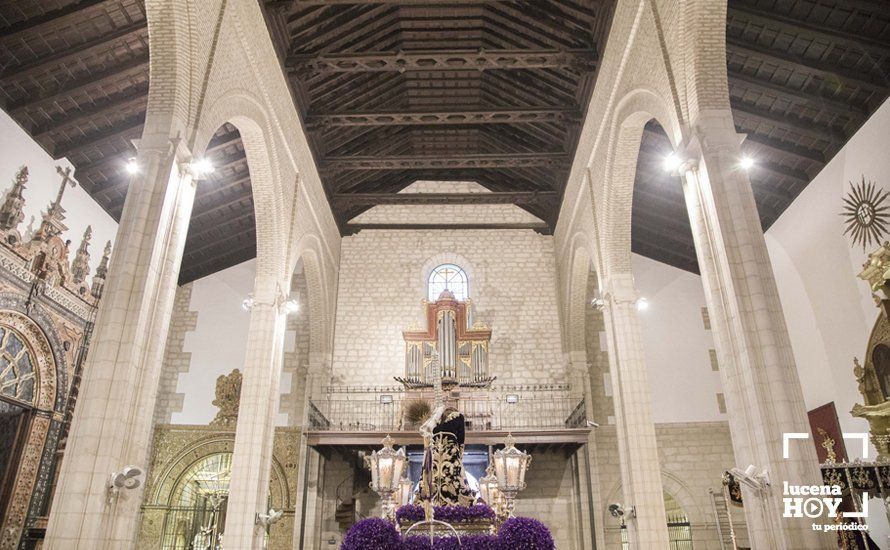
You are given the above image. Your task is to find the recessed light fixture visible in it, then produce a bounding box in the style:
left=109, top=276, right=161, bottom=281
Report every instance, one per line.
left=190, top=158, right=214, bottom=177
left=282, top=299, right=299, bottom=315
left=662, top=153, right=682, bottom=172
left=125, top=158, right=140, bottom=175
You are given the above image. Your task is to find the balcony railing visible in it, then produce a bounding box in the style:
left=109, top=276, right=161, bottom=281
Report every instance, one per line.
left=307, top=384, right=586, bottom=432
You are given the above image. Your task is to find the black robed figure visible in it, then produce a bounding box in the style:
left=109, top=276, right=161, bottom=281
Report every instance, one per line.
left=417, top=405, right=476, bottom=507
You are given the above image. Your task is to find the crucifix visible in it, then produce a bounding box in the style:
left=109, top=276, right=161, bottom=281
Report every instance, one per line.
left=51, top=166, right=77, bottom=213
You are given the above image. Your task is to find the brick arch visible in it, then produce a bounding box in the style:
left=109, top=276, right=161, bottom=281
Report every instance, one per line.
left=602, top=469, right=703, bottom=525
left=566, top=241, right=593, bottom=354
left=292, top=235, right=331, bottom=358
left=193, top=91, right=290, bottom=285
left=599, top=88, right=680, bottom=282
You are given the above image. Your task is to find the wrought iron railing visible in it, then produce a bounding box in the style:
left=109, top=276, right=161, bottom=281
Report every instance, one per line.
left=306, top=384, right=585, bottom=432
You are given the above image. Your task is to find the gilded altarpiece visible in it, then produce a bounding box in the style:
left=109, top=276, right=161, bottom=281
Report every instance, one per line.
left=138, top=426, right=301, bottom=549
left=0, top=167, right=110, bottom=550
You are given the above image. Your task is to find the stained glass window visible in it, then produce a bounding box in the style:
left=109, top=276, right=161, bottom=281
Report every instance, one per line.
left=428, top=264, right=468, bottom=301
left=0, top=326, right=37, bottom=405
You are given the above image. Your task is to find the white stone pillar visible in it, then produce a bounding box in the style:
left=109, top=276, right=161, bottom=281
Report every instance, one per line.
left=681, top=110, right=828, bottom=549
left=601, top=273, right=669, bottom=547
left=224, top=275, right=288, bottom=548
left=44, top=137, right=197, bottom=549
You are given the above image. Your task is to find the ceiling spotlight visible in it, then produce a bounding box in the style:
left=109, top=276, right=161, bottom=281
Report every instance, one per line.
left=282, top=298, right=299, bottom=315
left=190, top=158, right=214, bottom=177
left=662, top=153, right=683, bottom=172
left=124, top=158, right=140, bottom=175
left=740, top=156, right=755, bottom=170
left=635, top=297, right=649, bottom=312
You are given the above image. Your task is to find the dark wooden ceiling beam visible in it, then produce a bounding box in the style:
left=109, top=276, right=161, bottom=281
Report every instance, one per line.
left=728, top=3, right=889, bottom=55
left=184, top=228, right=256, bottom=258
left=323, top=152, right=568, bottom=170
left=333, top=191, right=558, bottom=206
left=730, top=98, right=846, bottom=144
left=53, top=119, right=144, bottom=159
left=741, top=132, right=826, bottom=165
left=6, top=54, right=150, bottom=115
left=345, top=222, right=550, bottom=232
left=287, top=49, right=597, bottom=74
left=307, top=107, right=576, bottom=127
left=727, top=70, right=867, bottom=116
left=33, top=94, right=148, bottom=139
left=187, top=209, right=255, bottom=242
left=270, top=0, right=520, bottom=6
left=1, top=22, right=147, bottom=80
left=726, top=35, right=888, bottom=93
left=0, top=0, right=118, bottom=43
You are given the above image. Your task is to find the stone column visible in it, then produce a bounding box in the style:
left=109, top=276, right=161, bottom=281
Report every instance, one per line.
left=681, top=110, right=827, bottom=549
left=601, top=273, right=669, bottom=547
left=44, top=136, right=197, bottom=549
left=224, top=275, right=288, bottom=548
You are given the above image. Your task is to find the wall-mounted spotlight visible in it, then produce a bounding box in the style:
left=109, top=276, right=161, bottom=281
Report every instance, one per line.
left=591, top=289, right=606, bottom=311
left=635, top=297, right=649, bottom=312
left=380, top=394, right=394, bottom=405
left=505, top=394, right=519, bottom=404
left=241, top=297, right=255, bottom=311
left=740, top=156, right=755, bottom=170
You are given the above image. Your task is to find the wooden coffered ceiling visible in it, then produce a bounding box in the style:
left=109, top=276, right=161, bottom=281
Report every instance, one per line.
left=261, top=0, right=609, bottom=230
left=0, top=0, right=888, bottom=283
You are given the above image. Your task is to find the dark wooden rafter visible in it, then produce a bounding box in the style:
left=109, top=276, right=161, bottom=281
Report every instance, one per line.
left=725, top=35, right=889, bottom=94
left=1, top=21, right=147, bottom=81
left=6, top=54, right=150, bottom=114
left=0, top=0, right=119, bottom=43
left=287, top=49, right=597, bottom=74
left=323, top=152, right=568, bottom=171
left=333, top=191, right=558, bottom=206
left=306, top=107, right=578, bottom=127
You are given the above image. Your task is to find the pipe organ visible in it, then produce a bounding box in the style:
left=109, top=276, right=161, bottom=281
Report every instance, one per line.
left=398, top=289, right=494, bottom=389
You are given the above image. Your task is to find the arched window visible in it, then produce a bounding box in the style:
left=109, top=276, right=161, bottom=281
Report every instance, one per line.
left=0, top=325, right=37, bottom=405
left=428, top=264, right=469, bottom=301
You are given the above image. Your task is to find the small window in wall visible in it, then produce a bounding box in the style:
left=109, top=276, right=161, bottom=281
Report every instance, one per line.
left=701, top=307, right=711, bottom=330
left=428, top=264, right=469, bottom=301
left=709, top=349, right=719, bottom=371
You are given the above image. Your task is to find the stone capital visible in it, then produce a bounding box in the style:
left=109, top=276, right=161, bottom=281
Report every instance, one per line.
left=604, top=272, right=637, bottom=304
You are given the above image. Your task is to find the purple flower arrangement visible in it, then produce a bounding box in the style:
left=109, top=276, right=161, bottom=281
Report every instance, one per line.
left=340, top=518, right=401, bottom=550
left=402, top=534, right=499, bottom=549
left=342, top=513, right=552, bottom=550
left=395, top=503, right=496, bottom=524
left=497, top=517, right=555, bottom=550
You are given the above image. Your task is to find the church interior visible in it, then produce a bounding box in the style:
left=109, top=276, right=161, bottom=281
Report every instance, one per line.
left=0, top=0, right=889, bottom=548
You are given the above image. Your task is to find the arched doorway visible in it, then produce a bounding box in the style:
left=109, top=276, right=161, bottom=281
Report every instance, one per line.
left=0, top=311, right=59, bottom=545
left=620, top=492, right=692, bottom=550
left=0, top=324, right=41, bottom=521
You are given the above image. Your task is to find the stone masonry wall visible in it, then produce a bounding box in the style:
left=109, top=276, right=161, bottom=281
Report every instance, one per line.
left=332, top=227, right=566, bottom=385
left=153, top=283, right=197, bottom=425
left=596, top=421, right=747, bottom=549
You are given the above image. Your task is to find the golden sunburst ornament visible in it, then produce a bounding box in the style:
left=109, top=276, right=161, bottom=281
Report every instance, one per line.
left=842, top=176, right=890, bottom=250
